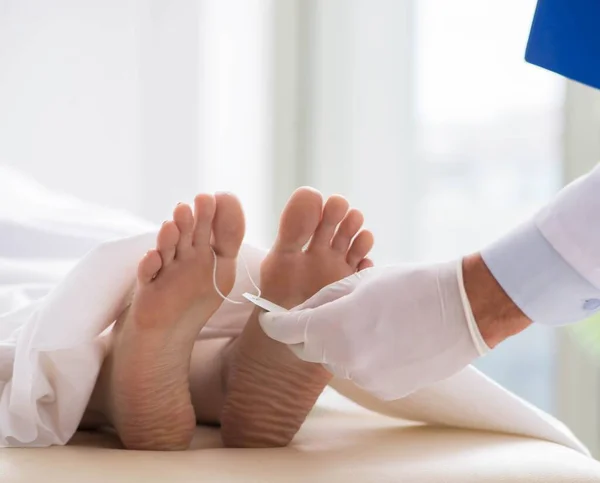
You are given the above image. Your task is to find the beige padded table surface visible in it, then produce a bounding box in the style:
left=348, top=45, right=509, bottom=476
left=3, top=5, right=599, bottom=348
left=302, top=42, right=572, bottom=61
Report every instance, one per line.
left=2, top=405, right=600, bottom=483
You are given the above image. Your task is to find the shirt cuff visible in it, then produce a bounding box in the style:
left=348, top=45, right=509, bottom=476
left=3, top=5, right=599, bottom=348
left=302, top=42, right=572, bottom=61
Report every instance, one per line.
left=481, top=220, right=600, bottom=326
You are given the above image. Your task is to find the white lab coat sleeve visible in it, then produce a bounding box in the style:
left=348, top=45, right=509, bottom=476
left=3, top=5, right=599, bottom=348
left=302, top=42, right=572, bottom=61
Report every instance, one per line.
left=481, top=163, right=600, bottom=325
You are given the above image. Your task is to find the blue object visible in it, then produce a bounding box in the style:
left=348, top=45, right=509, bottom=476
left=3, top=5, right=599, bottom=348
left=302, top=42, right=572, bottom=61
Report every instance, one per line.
left=583, top=299, right=600, bottom=311
left=526, top=0, right=600, bottom=90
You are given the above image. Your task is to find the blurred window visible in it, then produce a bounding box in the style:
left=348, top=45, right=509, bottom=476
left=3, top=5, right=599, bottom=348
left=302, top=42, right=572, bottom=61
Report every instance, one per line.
left=415, top=0, right=564, bottom=413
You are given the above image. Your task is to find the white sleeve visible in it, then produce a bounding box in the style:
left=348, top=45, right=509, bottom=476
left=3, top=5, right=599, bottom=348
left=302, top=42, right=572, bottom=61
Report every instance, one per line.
left=481, top=163, right=600, bottom=326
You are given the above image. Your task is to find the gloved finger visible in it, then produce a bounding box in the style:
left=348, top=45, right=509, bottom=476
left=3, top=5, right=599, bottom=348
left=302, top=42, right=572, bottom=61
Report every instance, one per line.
left=296, top=339, right=328, bottom=363
left=285, top=340, right=327, bottom=364
left=258, top=309, right=310, bottom=344
left=287, top=342, right=306, bottom=360
left=261, top=287, right=353, bottom=347
left=258, top=274, right=359, bottom=344
left=291, top=272, right=362, bottom=311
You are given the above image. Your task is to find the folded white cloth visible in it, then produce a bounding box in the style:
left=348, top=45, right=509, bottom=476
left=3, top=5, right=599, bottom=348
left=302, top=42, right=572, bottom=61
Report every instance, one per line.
left=0, top=164, right=588, bottom=455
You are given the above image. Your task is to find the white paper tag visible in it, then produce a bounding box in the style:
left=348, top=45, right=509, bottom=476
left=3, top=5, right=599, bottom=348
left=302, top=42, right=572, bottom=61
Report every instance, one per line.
left=242, top=292, right=288, bottom=313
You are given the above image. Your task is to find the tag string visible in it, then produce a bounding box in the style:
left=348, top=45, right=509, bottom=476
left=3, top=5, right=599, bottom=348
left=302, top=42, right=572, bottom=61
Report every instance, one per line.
left=211, top=248, right=261, bottom=304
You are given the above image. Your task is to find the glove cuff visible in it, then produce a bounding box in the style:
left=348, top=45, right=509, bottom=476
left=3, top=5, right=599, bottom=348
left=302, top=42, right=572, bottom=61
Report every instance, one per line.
left=456, top=259, right=490, bottom=356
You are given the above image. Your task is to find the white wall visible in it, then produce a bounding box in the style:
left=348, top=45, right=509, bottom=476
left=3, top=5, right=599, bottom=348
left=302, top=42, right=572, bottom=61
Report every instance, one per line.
left=0, top=0, right=209, bottom=225
left=0, top=0, right=142, bottom=213
left=199, top=0, right=273, bottom=247
left=0, top=0, right=274, bottom=247
left=136, top=0, right=202, bottom=222
left=302, top=0, right=418, bottom=263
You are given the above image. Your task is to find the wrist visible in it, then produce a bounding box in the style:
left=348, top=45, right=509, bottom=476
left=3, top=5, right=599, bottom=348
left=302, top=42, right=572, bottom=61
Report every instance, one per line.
left=462, top=253, right=531, bottom=348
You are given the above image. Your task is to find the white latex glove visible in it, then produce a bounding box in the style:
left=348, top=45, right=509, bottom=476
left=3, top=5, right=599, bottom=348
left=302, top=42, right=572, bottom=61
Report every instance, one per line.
left=259, top=260, right=490, bottom=400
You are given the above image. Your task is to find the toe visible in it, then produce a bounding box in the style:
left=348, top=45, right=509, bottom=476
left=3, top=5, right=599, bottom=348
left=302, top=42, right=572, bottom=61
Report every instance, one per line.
left=212, top=193, right=245, bottom=259
left=156, top=221, right=180, bottom=266
left=307, top=195, right=349, bottom=251
left=193, top=194, right=217, bottom=247
left=346, top=230, right=374, bottom=269
left=331, top=209, right=364, bottom=253
left=358, top=258, right=374, bottom=271
left=274, top=187, right=323, bottom=253
left=173, top=203, right=195, bottom=257
left=138, top=250, right=162, bottom=284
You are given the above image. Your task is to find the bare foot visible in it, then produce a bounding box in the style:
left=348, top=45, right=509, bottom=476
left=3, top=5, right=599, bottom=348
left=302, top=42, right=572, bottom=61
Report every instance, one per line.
left=220, top=187, right=374, bottom=448
left=97, top=193, right=244, bottom=450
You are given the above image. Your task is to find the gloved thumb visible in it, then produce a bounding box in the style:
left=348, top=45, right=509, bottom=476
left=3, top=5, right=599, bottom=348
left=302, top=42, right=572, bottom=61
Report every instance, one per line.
left=259, top=308, right=312, bottom=344
left=258, top=271, right=364, bottom=345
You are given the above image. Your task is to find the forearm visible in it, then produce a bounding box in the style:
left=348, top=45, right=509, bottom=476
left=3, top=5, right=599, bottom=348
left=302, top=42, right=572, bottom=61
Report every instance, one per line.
left=462, top=253, right=531, bottom=348
left=464, top=161, right=600, bottom=347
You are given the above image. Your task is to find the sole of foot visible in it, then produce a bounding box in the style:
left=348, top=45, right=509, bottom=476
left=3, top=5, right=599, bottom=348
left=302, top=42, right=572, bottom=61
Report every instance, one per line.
left=221, top=187, right=373, bottom=448
left=100, top=193, right=245, bottom=450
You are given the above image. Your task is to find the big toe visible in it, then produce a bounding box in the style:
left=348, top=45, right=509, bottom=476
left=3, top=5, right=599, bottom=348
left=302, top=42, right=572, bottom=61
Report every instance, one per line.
left=212, top=193, right=245, bottom=259
left=275, top=187, right=323, bottom=252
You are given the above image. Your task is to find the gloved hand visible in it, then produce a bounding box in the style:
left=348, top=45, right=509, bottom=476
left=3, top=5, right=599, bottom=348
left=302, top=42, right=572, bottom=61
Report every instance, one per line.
left=258, top=260, right=490, bottom=400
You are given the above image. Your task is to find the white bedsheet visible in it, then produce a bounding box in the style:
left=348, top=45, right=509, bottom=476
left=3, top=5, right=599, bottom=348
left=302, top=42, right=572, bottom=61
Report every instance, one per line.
left=0, top=165, right=589, bottom=455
